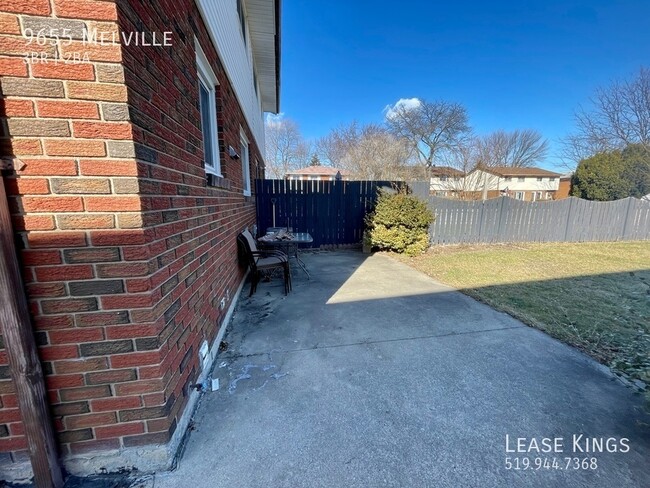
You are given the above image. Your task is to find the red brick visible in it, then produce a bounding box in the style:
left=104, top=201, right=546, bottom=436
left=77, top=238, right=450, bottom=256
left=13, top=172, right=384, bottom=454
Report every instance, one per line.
left=35, top=265, right=93, bottom=282
left=110, top=351, right=161, bottom=368
left=0, top=56, right=27, bottom=76
left=59, top=385, right=111, bottom=402
left=8, top=422, right=25, bottom=436
left=2, top=138, right=42, bottom=155
left=26, top=282, right=66, bottom=298
left=84, top=196, right=141, bottom=211
left=32, top=62, right=95, bottom=81
left=44, top=139, right=106, bottom=157
left=90, top=230, right=146, bottom=246
left=85, top=368, right=136, bottom=385
left=18, top=159, right=77, bottom=176
left=2, top=0, right=51, bottom=15
left=45, top=374, right=84, bottom=389
left=0, top=409, right=21, bottom=423
left=105, top=324, right=159, bottom=340
left=76, top=311, right=129, bottom=327
left=0, top=437, right=28, bottom=451
left=1, top=395, right=19, bottom=409
left=61, top=41, right=122, bottom=63
left=34, top=315, right=74, bottom=330
left=97, top=262, right=150, bottom=278
left=65, top=412, right=116, bottom=430
left=101, top=294, right=153, bottom=310
left=73, top=121, right=132, bottom=140
left=4, top=177, right=49, bottom=195
left=49, top=328, right=104, bottom=345
left=0, top=13, right=21, bottom=35
left=54, top=0, right=117, bottom=21
left=41, top=297, right=97, bottom=314
left=27, top=231, right=86, bottom=248
left=0, top=34, right=55, bottom=56
left=53, top=357, right=108, bottom=374
left=2, top=99, right=34, bottom=116
left=22, top=196, right=83, bottom=213
left=115, top=380, right=163, bottom=396
left=37, top=100, right=100, bottom=119
left=12, top=215, right=56, bottom=231
left=79, top=159, right=138, bottom=176
left=142, top=392, right=166, bottom=407
left=126, top=278, right=150, bottom=293
left=95, top=422, right=144, bottom=439
left=21, top=250, right=62, bottom=266
left=38, top=345, right=79, bottom=361
left=90, top=396, right=141, bottom=413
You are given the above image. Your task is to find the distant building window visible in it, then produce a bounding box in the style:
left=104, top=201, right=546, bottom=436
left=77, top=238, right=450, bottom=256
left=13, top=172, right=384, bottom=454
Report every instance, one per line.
left=195, top=41, right=220, bottom=177
left=532, top=191, right=543, bottom=201
left=537, top=177, right=543, bottom=181
left=504, top=176, right=512, bottom=181
left=237, top=0, right=247, bottom=45
left=549, top=177, right=556, bottom=181
left=515, top=191, right=524, bottom=200
left=240, top=129, right=251, bottom=196
left=440, top=175, right=448, bottom=181
left=518, top=177, right=525, bottom=182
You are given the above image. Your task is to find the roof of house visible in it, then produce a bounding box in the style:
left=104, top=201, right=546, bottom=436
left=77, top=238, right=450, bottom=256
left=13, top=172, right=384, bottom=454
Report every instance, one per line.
left=484, top=166, right=562, bottom=178
left=430, top=166, right=465, bottom=177
left=286, top=165, right=350, bottom=176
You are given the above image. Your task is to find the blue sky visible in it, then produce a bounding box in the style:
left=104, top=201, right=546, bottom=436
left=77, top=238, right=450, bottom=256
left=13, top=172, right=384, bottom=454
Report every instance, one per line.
left=278, top=0, right=650, bottom=170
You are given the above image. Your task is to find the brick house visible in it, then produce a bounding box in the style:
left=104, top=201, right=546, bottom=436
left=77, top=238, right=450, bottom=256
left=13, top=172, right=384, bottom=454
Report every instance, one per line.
left=0, top=0, right=280, bottom=482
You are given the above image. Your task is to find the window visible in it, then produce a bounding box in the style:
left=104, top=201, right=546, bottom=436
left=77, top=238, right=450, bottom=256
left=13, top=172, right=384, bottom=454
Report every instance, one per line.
left=549, top=177, right=556, bottom=182
left=195, top=41, right=220, bottom=176
left=237, top=0, right=246, bottom=45
left=240, top=130, right=251, bottom=196
left=518, top=177, right=525, bottom=182
left=440, top=175, right=448, bottom=181
left=515, top=191, right=524, bottom=200
left=504, top=176, right=512, bottom=181
left=537, top=177, right=543, bottom=182
left=532, top=191, right=543, bottom=201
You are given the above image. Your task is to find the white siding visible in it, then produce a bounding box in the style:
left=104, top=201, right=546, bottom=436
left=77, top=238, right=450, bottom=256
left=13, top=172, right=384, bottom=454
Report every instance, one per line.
left=195, top=0, right=265, bottom=151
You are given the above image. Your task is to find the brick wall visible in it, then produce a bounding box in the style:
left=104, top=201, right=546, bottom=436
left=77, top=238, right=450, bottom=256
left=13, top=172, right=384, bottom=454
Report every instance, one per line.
left=0, top=0, right=260, bottom=478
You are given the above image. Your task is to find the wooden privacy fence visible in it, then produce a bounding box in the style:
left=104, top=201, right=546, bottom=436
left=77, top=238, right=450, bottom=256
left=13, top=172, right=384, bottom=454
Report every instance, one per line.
left=255, top=179, right=395, bottom=248
left=426, top=195, right=650, bottom=245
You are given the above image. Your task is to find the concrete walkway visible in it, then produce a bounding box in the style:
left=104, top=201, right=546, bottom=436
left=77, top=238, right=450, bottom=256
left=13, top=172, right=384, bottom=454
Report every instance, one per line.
left=155, top=251, right=650, bottom=488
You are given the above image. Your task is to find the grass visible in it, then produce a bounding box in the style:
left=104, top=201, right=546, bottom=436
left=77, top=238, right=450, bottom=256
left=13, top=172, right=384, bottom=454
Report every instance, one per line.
left=393, top=241, right=650, bottom=391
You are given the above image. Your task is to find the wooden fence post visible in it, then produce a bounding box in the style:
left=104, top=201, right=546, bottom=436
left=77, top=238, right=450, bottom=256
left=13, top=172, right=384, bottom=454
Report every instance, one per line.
left=0, top=178, right=64, bottom=488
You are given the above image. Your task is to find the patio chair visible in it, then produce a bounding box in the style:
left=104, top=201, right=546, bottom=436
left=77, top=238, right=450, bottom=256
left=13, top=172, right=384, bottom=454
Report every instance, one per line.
left=237, top=229, right=291, bottom=296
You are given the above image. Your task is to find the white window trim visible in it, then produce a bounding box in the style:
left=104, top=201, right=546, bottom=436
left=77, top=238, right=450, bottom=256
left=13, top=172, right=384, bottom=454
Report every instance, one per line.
left=195, top=39, right=222, bottom=178
left=240, top=129, right=251, bottom=196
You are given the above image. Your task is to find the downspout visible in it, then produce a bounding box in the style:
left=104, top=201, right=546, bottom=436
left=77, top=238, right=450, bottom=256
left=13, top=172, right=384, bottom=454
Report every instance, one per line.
left=0, top=161, right=64, bottom=488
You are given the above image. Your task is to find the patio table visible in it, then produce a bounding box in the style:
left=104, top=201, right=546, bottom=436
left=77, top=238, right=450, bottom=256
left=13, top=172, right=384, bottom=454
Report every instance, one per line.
left=258, top=230, right=313, bottom=278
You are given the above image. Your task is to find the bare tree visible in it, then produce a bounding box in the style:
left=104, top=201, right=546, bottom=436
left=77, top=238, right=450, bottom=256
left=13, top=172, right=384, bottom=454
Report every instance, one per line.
left=561, top=67, right=650, bottom=166
left=384, top=98, right=472, bottom=169
left=317, top=122, right=411, bottom=180
left=264, top=115, right=311, bottom=178
left=475, top=129, right=549, bottom=168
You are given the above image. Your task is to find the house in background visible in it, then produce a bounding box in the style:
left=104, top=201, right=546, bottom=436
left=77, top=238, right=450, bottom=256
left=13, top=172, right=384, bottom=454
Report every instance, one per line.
left=555, top=173, right=574, bottom=199
left=286, top=165, right=349, bottom=181
left=429, top=166, right=465, bottom=197
left=431, top=166, right=562, bottom=200
left=0, top=0, right=279, bottom=482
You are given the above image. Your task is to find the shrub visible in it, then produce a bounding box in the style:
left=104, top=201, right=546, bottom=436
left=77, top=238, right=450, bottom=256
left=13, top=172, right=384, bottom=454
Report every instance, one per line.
left=366, top=190, right=434, bottom=255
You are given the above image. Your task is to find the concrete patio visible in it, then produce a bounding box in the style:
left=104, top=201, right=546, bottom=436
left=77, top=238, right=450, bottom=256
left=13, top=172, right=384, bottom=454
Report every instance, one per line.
left=154, top=251, right=650, bottom=488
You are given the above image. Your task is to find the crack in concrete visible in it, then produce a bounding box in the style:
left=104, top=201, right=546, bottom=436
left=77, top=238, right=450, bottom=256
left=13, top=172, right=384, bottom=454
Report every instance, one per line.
left=221, top=324, right=527, bottom=360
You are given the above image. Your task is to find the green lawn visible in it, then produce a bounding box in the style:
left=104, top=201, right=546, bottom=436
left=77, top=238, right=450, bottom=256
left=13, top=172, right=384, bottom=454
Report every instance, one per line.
left=394, top=241, right=650, bottom=390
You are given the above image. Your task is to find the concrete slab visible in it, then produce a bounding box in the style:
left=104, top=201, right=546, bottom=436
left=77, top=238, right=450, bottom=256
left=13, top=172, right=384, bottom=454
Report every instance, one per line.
left=154, top=251, right=650, bottom=488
